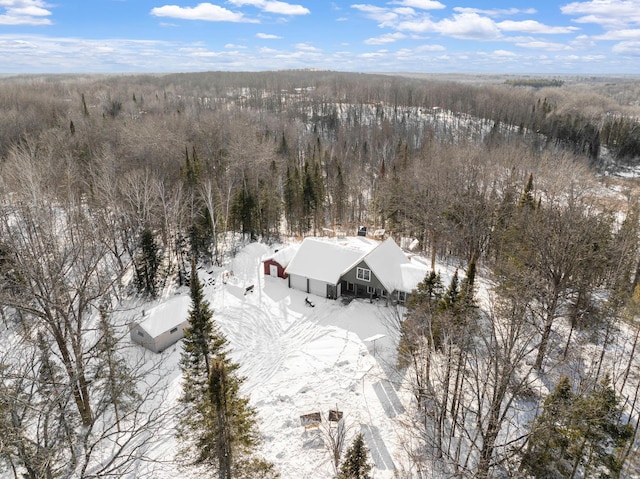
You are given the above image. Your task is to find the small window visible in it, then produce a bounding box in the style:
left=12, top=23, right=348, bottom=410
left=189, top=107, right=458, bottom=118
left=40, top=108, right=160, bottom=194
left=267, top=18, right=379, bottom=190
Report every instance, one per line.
left=381, top=289, right=387, bottom=298
left=367, top=286, right=375, bottom=294
left=397, top=291, right=406, bottom=302
left=356, top=267, right=371, bottom=282
left=170, top=327, right=178, bottom=334
left=347, top=282, right=354, bottom=292
left=137, top=331, right=144, bottom=337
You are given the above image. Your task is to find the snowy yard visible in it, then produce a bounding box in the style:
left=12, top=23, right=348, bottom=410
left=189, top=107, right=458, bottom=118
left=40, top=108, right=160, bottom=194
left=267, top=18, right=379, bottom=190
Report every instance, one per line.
left=131, top=241, right=463, bottom=478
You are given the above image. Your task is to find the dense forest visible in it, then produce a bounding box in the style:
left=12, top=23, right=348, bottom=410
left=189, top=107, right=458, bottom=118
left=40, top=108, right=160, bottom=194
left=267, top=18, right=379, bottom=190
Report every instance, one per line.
left=2, top=70, right=640, bottom=478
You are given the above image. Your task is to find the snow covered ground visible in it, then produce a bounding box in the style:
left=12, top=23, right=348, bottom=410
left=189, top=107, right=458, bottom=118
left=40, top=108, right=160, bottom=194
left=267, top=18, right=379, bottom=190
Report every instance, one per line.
left=129, top=240, right=462, bottom=478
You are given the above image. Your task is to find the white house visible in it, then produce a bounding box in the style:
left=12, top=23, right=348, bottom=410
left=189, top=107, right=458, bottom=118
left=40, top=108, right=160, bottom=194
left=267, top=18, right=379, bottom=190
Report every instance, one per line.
left=284, top=237, right=377, bottom=299
left=285, top=236, right=429, bottom=302
left=129, top=295, right=191, bottom=353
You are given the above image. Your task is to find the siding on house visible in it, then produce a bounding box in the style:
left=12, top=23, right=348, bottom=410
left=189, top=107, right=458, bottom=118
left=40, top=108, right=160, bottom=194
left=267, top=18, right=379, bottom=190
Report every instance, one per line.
left=283, top=236, right=429, bottom=302
left=285, top=238, right=375, bottom=298
left=340, top=259, right=388, bottom=297
left=129, top=295, right=190, bottom=353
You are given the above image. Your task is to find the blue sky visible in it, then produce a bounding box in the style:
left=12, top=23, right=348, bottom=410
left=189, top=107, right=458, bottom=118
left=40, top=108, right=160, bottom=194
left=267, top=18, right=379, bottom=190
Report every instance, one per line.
left=1, top=0, right=639, bottom=74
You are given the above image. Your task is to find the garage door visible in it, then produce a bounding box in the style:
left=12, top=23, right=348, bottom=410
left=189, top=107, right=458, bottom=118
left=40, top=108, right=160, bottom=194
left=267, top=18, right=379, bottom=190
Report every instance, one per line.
left=289, top=274, right=308, bottom=293
left=309, top=279, right=327, bottom=298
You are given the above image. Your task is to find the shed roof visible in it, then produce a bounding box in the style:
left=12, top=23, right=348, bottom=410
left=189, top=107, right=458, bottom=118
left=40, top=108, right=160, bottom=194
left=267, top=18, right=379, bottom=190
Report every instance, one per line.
left=285, top=237, right=376, bottom=284
left=138, top=295, right=191, bottom=338
left=264, top=244, right=299, bottom=268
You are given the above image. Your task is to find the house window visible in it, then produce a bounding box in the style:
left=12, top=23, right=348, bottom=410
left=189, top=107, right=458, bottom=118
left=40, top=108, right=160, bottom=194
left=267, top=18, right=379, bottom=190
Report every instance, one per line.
left=347, top=282, right=354, bottom=292
left=137, top=331, right=144, bottom=337
left=170, top=327, right=178, bottom=334
left=381, top=289, right=387, bottom=298
left=356, top=267, right=371, bottom=282
left=397, top=291, right=406, bottom=302
left=367, top=286, right=375, bottom=295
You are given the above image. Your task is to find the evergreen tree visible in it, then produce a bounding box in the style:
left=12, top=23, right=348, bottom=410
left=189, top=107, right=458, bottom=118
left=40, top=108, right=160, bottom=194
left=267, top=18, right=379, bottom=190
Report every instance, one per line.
left=177, top=258, right=276, bottom=478
left=521, top=375, right=633, bottom=478
left=398, top=270, right=443, bottom=366
left=339, top=433, right=372, bottom=479
left=518, top=173, right=536, bottom=210
left=135, top=227, right=161, bottom=297
left=231, top=185, right=257, bottom=240
left=179, top=256, right=224, bottom=400
left=283, top=164, right=301, bottom=235
left=438, top=269, right=460, bottom=313
left=94, top=307, right=141, bottom=431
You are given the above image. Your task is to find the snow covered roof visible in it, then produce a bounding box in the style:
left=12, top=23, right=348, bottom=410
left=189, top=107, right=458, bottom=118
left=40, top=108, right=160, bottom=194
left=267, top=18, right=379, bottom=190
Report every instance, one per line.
left=264, top=244, right=300, bottom=267
left=398, top=262, right=430, bottom=293
left=361, top=237, right=410, bottom=293
left=285, top=237, right=376, bottom=284
left=138, top=295, right=191, bottom=338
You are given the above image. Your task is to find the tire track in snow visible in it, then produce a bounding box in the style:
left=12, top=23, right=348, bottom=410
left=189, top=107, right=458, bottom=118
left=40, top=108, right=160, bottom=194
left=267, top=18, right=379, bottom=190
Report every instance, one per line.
left=217, top=300, right=331, bottom=389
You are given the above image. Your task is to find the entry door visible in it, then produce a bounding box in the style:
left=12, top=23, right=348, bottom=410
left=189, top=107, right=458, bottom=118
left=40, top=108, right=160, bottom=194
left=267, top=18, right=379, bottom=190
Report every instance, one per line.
left=269, top=264, right=278, bottom=277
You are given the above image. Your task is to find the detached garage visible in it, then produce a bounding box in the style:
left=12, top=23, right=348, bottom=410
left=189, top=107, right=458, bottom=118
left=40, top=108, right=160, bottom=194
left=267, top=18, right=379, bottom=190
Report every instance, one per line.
left=284, top=238, right=374, bottom=299
left=263, top=244, right=299, bottom=279
left=129, top=295, right=191, bottom=353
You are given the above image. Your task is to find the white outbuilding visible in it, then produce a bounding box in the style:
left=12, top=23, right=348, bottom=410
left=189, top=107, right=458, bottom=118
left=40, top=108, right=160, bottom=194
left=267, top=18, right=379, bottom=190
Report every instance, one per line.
left=129, top=295, right=191, bottom=353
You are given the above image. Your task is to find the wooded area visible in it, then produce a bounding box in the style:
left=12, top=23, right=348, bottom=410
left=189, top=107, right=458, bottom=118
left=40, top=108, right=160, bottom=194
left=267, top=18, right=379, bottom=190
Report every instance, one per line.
left=1, top=71, right=640, bottom=478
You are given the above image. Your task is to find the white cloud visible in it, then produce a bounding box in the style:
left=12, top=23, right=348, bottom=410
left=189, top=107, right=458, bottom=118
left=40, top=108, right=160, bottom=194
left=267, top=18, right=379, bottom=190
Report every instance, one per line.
left=515, top=39, right=573, bottom=51
left=595, top=28, right=640, bottom=40
left=561, top=0, right=640, bottom=28
left=294, top=43, right=320, bottom=51
left=351, top=4, right=404, bottom=26
left=228, top=0, right=309, bottom=15
left=454, top=7, right=537, bottom=17
left=497, top=20, right=579, bottom=34
left=353, top=6, right=502, bottom=40
left=415, top=43, right=445, bottom=51
left=492, top=49, right=517, bottom=57
left=435, top=12, right=501, bottom=40
left=256, top=32, right=282, bottom=39
left=364, top=32, right=406, bottom=44
left=0, top=0, right=52, bottom=25
left=150, top=3, right=256, bottom=22
left=389, top=0, right=445, bottom=10
left=612, top=40, right=640, bottom=54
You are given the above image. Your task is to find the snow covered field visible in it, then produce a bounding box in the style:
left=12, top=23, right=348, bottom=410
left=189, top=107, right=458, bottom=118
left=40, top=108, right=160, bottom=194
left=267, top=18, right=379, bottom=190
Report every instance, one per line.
left=132, top=240, right=460, bottom=478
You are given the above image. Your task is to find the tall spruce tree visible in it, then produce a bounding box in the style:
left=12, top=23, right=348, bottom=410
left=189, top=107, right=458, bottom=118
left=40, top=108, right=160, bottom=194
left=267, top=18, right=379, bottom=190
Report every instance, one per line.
left=179, top=256, right=224, bottom=401
left=135, top=227, right=161, bottom=297
left=177, top=257, right=276, bottom=478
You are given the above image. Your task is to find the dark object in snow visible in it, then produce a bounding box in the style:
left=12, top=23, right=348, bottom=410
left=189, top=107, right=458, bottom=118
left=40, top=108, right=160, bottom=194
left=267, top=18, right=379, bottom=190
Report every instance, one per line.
left=328, top=409, right=343, bottom=422
left=244, top=285, right=254, bottom=295
left=300, top=412, right=322, bottom=429
left=305, top=296, right=315, bottom=307
left=357, top=225, right=367, bottom=237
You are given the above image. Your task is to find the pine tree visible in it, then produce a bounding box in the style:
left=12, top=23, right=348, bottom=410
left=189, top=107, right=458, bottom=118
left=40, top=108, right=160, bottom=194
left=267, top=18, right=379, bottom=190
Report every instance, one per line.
left=135, top=227, right=161, bottom=297
left=518, top=173, right=536, bottom=210
left=179, top=256, right=225, bottom=400
left=520, top=375, right=634, bottom=478
left=94, top=307, right=141, bottom=432
left=438, top=269, right=460, bottom=312
left=339, top=433, right=372, bottom=479
left=177, top=258, right=276, bottom=478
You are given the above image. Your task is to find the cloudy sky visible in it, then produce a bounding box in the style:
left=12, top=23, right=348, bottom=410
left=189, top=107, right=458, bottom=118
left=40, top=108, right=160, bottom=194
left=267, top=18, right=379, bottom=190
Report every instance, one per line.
left=1, top=0, right=639, bottom=74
